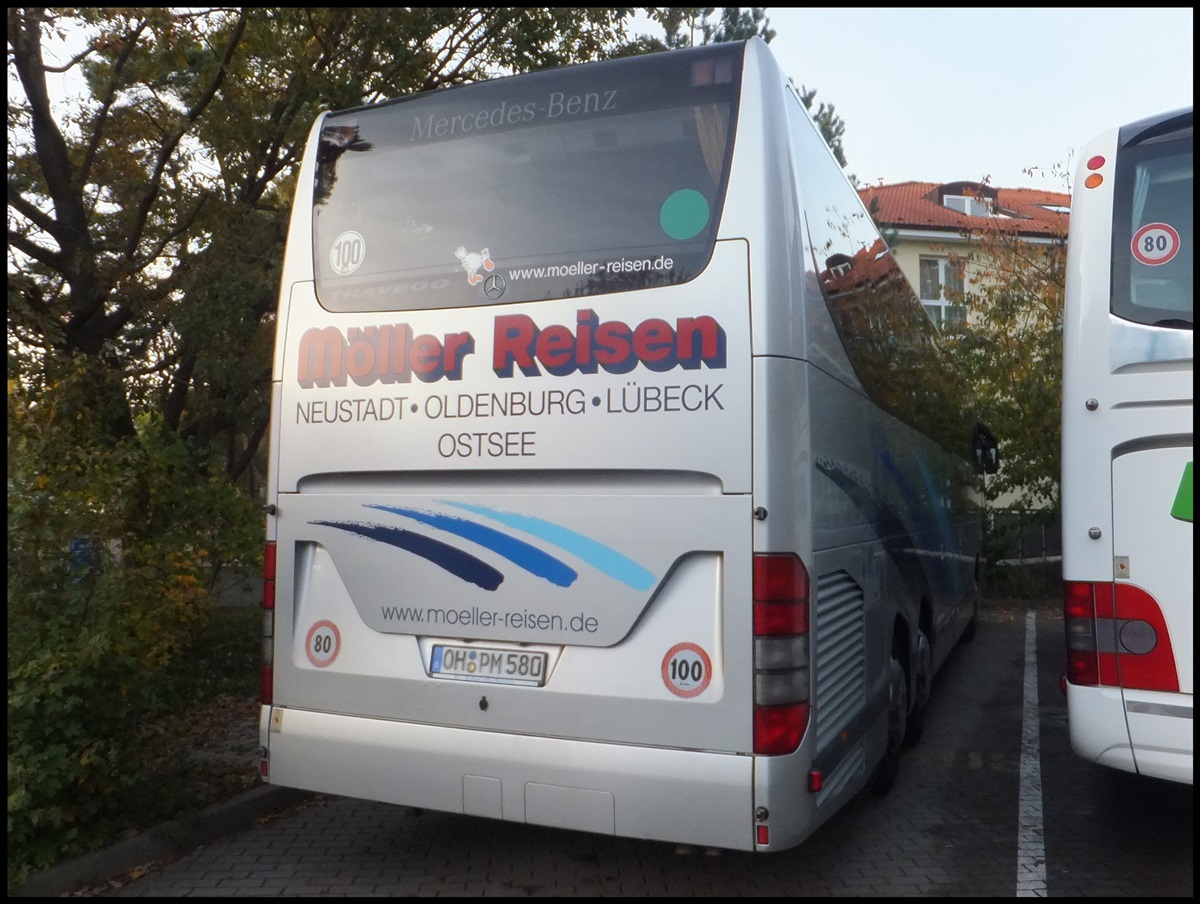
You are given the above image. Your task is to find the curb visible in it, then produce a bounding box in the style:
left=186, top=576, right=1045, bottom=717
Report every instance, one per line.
left=12, top=785, right=313, bottom=897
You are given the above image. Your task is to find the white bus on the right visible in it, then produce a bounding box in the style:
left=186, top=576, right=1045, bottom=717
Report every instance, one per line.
left=1062, top=106, right=1192, bottom=785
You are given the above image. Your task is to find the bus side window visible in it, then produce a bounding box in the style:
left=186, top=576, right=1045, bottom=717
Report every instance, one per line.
left=787, top=90, right=972, bottom=457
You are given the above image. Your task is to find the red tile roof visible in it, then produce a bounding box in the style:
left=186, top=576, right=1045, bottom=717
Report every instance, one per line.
left=858, top=181, right=1070, bottom=238
left=821, top=237, right=896, bottom=292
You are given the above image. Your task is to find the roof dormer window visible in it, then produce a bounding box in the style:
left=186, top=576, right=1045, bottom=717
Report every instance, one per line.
left=943, top=194, right=995, bottom=217
left=936, top=181, right=1001, bottom=218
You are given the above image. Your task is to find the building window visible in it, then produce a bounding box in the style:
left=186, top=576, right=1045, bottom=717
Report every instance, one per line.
left=943, top=194, right=994, bottom=217
left=919, top=256, right=965, bottom=331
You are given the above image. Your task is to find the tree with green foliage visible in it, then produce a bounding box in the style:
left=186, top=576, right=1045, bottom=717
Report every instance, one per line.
left=797, top=85, right=849, bottom=169
left=944, top=217, right=1066, bottom=588
left=615, top=7, right=776, bottom=51
left=941, top=185, right=1068, bottom=515
left=7, top=370, right=262, bottom=886
left=629, top=8, right=849, bottom=167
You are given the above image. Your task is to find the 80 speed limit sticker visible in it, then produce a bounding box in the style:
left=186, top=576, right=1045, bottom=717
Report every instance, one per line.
left=1131, top=222, right=1180, bottom=266
left=661, top=642, right=713, bottom=698
left=305, top=620, right=341, bottom=668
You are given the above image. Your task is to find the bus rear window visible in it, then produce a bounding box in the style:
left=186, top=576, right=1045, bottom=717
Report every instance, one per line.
left=311, top=43, right=742, bottom=313
left=1112, top=129, right=1193, bottom=329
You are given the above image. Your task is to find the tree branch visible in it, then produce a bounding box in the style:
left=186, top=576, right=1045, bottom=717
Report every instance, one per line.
left=7, top=228, right=65, bottom=271
left=121, top=11, right=248, bottom=263
left=7, top=8, right=97, bottom=287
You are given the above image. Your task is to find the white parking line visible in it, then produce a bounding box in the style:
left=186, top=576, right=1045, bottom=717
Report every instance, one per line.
left=1017, top=609, right=1048, bottom=896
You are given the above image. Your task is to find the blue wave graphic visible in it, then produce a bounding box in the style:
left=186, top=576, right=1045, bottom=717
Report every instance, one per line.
left=366, top=504, right=578, bottom=587
left=310, top=520, right=503, bottom=590
left=440, top=501, right=656, bottom=591
left=913, top=453, right=960, bottom=599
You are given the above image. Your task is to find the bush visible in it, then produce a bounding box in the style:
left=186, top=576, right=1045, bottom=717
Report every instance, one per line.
left=7, top=601, right=263, bottom=889
left=7, top=378, right=262, bottom=889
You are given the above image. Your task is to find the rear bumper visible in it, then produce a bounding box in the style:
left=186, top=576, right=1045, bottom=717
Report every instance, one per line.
left=1067, top=685, right=1193, bottom=785
left=261, top=706, right=756, bottom=849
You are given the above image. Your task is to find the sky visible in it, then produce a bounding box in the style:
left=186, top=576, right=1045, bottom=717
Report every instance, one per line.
left=762, top=7, right=1193, bottom=192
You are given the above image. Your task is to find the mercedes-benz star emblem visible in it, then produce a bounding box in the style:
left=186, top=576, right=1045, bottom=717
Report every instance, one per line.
left=483, top=274, right=506, bottom=299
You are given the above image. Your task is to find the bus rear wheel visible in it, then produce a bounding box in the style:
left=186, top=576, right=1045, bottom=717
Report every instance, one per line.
left=961, top=594, right=979, bottom=643
left=871, top=652, right=907, bottom=795
left=904, top=628, right=931, bottom=747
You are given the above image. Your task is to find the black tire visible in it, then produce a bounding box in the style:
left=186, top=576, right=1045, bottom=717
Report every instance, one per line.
left=962, top=559, right=982, bottom=643
left=871, top=653, right=907, bottom=796
left=903, top=629, right=931, bottom=747
left=961, top=594, right=979, bottom=644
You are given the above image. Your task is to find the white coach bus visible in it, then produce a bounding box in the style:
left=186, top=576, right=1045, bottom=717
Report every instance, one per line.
left=259, top=37, right=994, bottom=851
left=1061, top=106, right=1193, bottom=785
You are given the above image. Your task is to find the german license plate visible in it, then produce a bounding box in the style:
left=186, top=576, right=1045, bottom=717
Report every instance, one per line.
left=430, top=645, right=548, bottom=687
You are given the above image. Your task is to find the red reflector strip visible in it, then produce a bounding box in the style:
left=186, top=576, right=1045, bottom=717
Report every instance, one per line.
left=756, top=824, right=769, bottom=846
left=263, top=541, right=277, bottom=610
left=260, top=665, right=274, bottom=705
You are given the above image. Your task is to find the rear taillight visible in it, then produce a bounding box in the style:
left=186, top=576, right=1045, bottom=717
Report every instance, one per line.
left=1063, top=580, right=1178, bottom=692
left=753, top=553, right=811, bottom=755
left=261, top=541, right=276, bottom=705
left=1063, top=580, right=1102, bottom=686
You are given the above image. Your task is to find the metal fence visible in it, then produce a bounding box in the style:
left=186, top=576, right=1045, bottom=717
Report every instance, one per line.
left=988, top=508, right=1062, bottom=566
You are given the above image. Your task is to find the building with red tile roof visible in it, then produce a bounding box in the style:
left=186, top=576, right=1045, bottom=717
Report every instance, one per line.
left=857, top=180, right=1070, bottom=331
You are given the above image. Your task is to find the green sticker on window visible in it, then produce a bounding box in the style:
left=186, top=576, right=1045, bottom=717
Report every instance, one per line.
left=660, top=189, right=710, bottom=241
left=1171, top=461, right=1192, bottom=523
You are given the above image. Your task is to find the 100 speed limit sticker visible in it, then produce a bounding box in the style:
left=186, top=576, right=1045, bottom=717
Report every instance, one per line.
left=661, top=642, right=713, bottom=698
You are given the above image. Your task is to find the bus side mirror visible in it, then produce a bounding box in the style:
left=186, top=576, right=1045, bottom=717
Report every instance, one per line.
left=972, top=422, right=999, bottom=475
